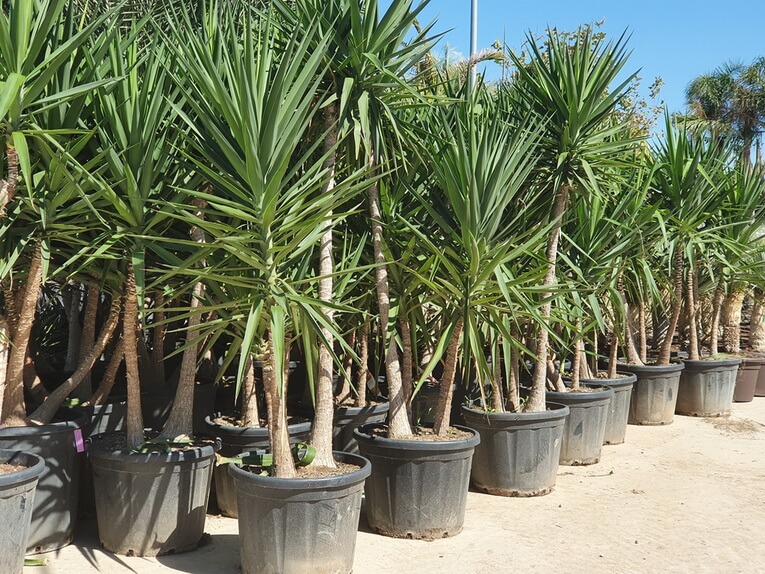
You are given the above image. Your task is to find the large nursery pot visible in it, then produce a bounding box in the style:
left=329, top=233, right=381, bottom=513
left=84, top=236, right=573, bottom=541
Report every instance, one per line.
left=733, top=357, right=765, bottom=402
left=230, top=451, right=371, bottom=574
left=461, top=402, right=569, bottom=496
left=354, top=423, right=480, bottom=540
left=546, top=385, right=614, bottom=465
left=205, top=415, right=312, bottom=518
left=0, top=450, right=45, bottom=574
left=591, top=373, right=636, bottom=445
left=619, top=362, right=684, bottom=425
left=0, top=407, right=87, bottom=553
left=756, top=361, right=765, bottom=397
left=88, top=433, right=216, bottom=557
left=676, top=358, right=741, bottom=416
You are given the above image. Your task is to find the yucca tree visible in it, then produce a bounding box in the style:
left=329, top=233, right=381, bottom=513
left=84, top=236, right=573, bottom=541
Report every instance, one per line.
left=507, top=27, right=639, bottom=411
left=409, top=81, right=549, bottom=427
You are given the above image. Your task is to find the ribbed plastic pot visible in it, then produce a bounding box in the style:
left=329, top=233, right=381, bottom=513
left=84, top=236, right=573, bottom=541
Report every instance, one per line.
left=0, top=450, right=45, bottom=574
left=204, top=416, right=311, bottom=518
left=89, top=434, right=215, bottom=557
left=461, top=403, right=569, bottom=496
left=353, top=423, right=479, bottom=540
left=588, top=374, right=636, bottom=445
left=141, top=382, right=217, bottom=433
left=292, top=400, right=390, bottom=455
left=734, top=358, right=765, bottom=402
left=545, top=385, right=613, bottom=465
left=75, top=400, right=127, bottom=519
left=230, top=451, right=370, bottom=574
left=756, top=360, right=765, bottom=397
left=619, top=363, right=684, bottom=425
left=676, top=358, right=741, bottom=416
left=0, top=407, right=87, bottom=553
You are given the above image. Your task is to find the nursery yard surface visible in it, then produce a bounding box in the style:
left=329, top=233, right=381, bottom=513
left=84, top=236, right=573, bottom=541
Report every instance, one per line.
left=30, top=400, right=765, bottom=574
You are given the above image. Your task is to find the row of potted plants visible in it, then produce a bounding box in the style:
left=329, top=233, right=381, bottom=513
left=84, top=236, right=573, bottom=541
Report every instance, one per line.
left=1, top=1, right=765, bottom=573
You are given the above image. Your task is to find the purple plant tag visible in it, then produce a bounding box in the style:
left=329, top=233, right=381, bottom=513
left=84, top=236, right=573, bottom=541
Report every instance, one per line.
left=73, top=428, right=86, bottom=453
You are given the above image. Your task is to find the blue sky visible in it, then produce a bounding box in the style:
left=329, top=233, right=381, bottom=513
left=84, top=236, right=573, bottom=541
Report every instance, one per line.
left=406, top=0, right=764, bottom=117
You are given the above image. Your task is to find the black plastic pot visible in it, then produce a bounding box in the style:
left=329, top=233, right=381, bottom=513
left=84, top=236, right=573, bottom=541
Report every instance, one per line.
left=141, top=382, right=217, bottom=434
left=0, top=450, right=45, bottom=574
left=230, top=451, right=370, bottom=574
left=546, top=385, right=613, bottom=465
left=204, top=415, right=312, bottom=518
left=461, top=403, right=569, bottom=496
left=0, top=407, right=87, bottom=553
left=676, top=358, right=741, bottom=416
left=89, top=433, right=215, bottom=557
left=584, top=374, right=637, bottom=445
left=619, top=362, right=684, bottom=425
left=354, top=423, right=479, bottom=540
left=734, top=357, right=765, bottom=402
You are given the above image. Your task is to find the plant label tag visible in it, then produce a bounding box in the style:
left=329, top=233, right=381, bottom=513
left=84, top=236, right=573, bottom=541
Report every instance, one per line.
left=73, top=429, right=86, bottom=453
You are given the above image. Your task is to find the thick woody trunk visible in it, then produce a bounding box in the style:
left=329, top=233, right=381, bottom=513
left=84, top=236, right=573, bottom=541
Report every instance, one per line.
left=354, top=320, right=369, bottom=408
left=490, top=341, right=505, bottom=412
left=749, top=289, right=765, bottom=352
left=1, top=242, right=43, bottom=427
left=263, top=333, right=295, bottom=478
left=2, top=282, right=18, bottom=337
left=686, top=269, right=699, bottom=360
left=657, top=248, right=684, bottom=365
left=722, top=288, right=746, bottom=354
left=151, top=292, right=166, bottom=383
left=709, top=279, right=725, bottom=355
left=0, top=146, right=18, bottom=217
left=570, top=338, right=582, bottom=391
left=311, top=104, right=339, bottom=468
left=91, top=336, right=124, bottom=406
left=505, top=344, right=520, bottom=413
left=23, top=348, right=47, bottom=405
left=369, top=151, right=411, bottom=437
left=433, top=321, right=463, bottom=437
left=638, top=302, right=648, bottom=363
left=30, top=300, right=121, bottom=424
left=399, top=317, right=414, bottom=420
left=124, top=263, right=145, bottom=450
left=607, top=331, right=619, bottom=378
left=0, top=316, right=8, bottom=418
left=528, top=185, right=570, bottom=412
left=337, top=333, right=355, bottom=405
left=64, top=284, right=82, bottom=373
left=240, top=355, right=260, bottom=428
left=72, top=285, right=100, bottom=401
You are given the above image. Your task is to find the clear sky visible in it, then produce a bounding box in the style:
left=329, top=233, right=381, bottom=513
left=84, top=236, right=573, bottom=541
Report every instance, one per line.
left=407, top=0, right=765, bottom=118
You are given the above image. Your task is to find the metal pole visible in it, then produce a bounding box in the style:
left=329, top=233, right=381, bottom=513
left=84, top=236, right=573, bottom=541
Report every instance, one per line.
left=470, top=0, right=478, bottom=91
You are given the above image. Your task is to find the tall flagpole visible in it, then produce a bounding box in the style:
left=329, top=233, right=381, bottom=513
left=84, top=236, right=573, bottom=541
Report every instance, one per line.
left=470, top=0, right=478, bottom=91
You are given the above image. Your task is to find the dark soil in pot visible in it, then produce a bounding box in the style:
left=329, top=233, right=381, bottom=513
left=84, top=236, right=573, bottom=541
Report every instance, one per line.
left=676, top=358, right=741, bottom=416
left=0, top=407, right=87, bottom=553
left=353, top=423, right=480, bottom=540
left=230, top=451, right=371, bottom=574
left=0, top=450, right=45, bottom=574
left=734, top=357, right=765, bottom=402
left=204, top=415, right=312, bottom=518
left=88, top=432, right=216, bottom=557
left=461, top=402, right=569, bottom=496
left=618, top=362, right=684, bottom=425
left=545, top=385, right=613, bottom=465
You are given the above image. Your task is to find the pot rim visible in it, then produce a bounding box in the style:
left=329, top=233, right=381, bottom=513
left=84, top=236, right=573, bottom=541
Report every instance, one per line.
left=0, top=449, right=45, bottom=488
left=681, top=357, right=743, bottom=368
left=617, top=361, right=685, bottom=374
left=353, top=423, right=480, bottom=451
left=89, top=432, right=217, bottom=463
left=0, top=406, right=88, bottom=438
left=461, top=401, right=570, bottom=422
left=204, top=414, right=312, bottom=436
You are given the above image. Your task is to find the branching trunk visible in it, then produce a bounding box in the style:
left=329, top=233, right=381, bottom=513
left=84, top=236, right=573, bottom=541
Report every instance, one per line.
left=91, top=336, right=124, bottom=406
left=30, top=300, right=121, bottom=424
left=124, top=263, right=145, bottom=450
left=369, top=151, right=411, bottom=437
left=686, top=269, right=699, bottom=360
left=528, top=185, right=570, bottom=412
left=749, top=289, right=765, bottom=352
left=1, top=242, right=43, bottom=427
left=657, top=247, right=684, bottom=365
left=23, top=348, right=47, bottom=405
left=722, top=288, right=746, bottom=354
left=433, top=321, right=463, bottom=437
left=354, top=320, right=369, bottom=408
left=312, top=103, right=339, bottom=468
left=240, top=355, right=260, bottom=428
left=546, top=357, right=565, bottom=391
left=263, top=333, right=295, bottom=478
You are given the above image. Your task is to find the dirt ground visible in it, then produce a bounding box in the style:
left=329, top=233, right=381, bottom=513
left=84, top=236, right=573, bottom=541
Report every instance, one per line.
left=28, top=399, right=765, bottom=574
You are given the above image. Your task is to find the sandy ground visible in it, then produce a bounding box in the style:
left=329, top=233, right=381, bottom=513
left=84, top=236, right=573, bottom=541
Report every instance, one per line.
left=27, top=399, right=765, bottom=574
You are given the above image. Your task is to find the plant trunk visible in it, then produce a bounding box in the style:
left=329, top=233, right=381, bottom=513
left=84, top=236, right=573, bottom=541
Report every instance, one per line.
left=124, top=263, right=145, bottom=450
left=638, top=302, right=648, bottom=363
left=686, top=269, right=699, bottom=360
left=368, top=151, right=412, bottom=437
left=528, top=185, right=570, bottom=412
left=399, top=316, right=414, bottom=420
left=151, top=292, right=166, bottom=383
left=30, top=299, right=121, bottom=424
left=607, top=331, right=619, bottom=378
left=311, top=104, right=339, bottom=469
left=263, top=333, right=295, bottom=478
left=490, top=341, right=504, bottom=412
left=433, top=321, right=463, bottom=437
left=355, top=320, right=369, bottom=408
left=0, top=316, right=8, bottom=418
left=749, top=289, right=765, bottom=352
left=657, top=247, right=684, bottom=365
left=64, top=284, right=82, bottom=373
left=240, top=355, right=260, bottom=428
left=722, top=288, right=746, bottom=354
left=546, top=357, right=564, bottom=390
left=709, top=279, right=725, bottom=355
left=72, top=285, right=100, bottom=401
left=91, top=336, right=124, bottom=406
left=23, top=348, right=47, bottom=405
left=1, top=242, right=43, bottom=427
left=505, top=343, right=520, bottom=412
left=570, top=338, right=582, bottom=391
left=0, top=145, right=18, bottom=217
left=337, top=334, right=354, bottom=405
left=2, top=282, right=18, bottom=338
